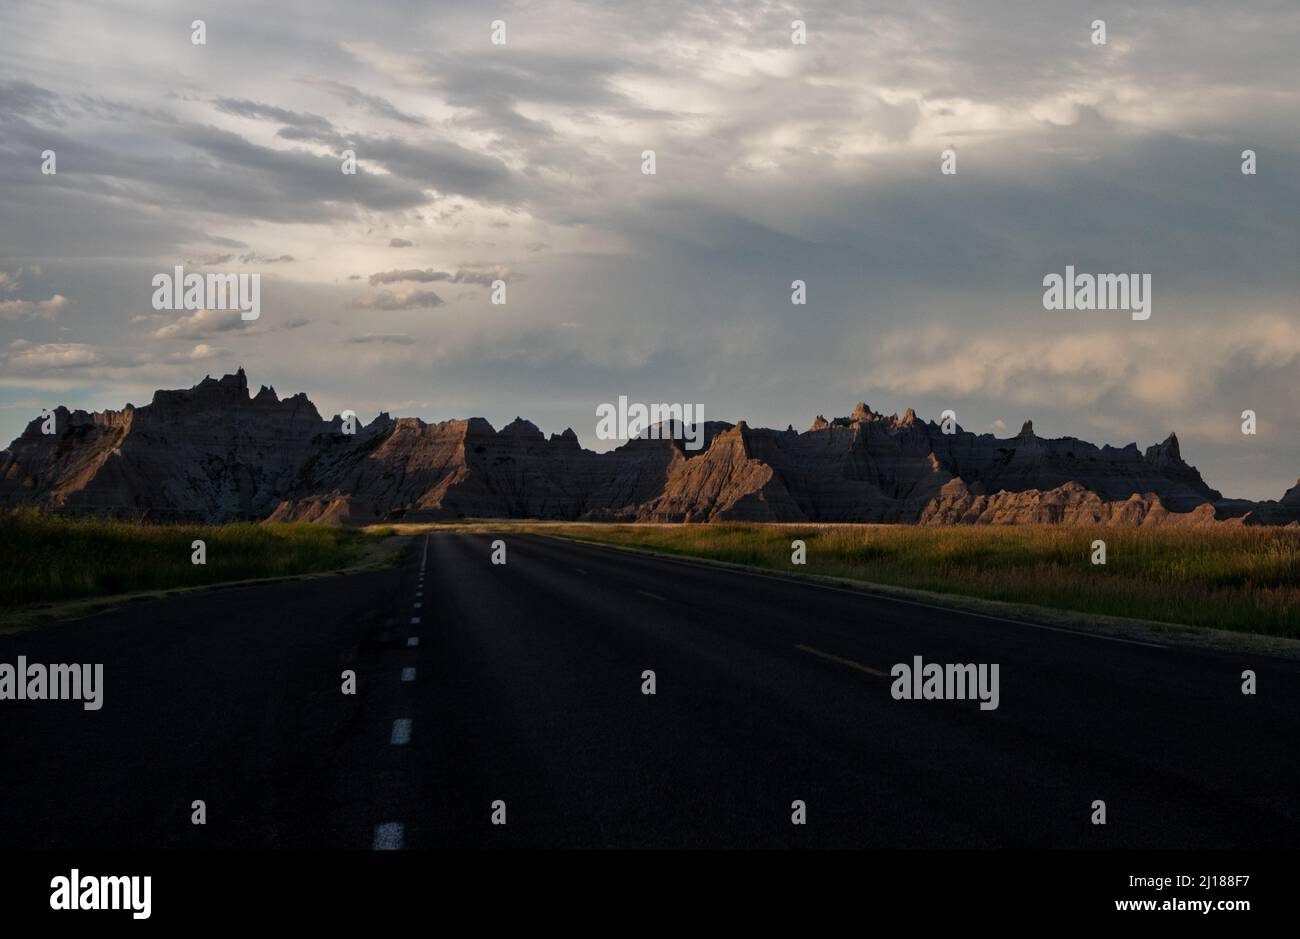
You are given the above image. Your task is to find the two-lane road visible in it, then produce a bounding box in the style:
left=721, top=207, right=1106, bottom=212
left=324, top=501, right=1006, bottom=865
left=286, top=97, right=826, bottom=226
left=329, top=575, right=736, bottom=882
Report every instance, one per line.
left=1, top=532, right=1296, bottom=849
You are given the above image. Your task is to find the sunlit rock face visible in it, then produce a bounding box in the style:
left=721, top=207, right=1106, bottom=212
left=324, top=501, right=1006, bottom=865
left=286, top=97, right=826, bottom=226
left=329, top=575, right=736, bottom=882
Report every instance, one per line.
left=3, top=373, right=1293, bottom=526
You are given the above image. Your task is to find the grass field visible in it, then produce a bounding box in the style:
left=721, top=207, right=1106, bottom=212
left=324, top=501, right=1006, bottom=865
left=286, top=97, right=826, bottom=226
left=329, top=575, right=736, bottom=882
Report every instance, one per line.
left=530, top=523, right=1300, bottom=638
left=7, top=510, right=1298, bottom=640
left=0, top=509, right=396, bottom=615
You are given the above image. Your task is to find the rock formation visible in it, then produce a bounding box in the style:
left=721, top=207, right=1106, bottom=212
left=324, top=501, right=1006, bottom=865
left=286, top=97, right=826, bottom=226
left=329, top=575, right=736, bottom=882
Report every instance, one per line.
left=0, top=370, right=323, bottom=520
left=2, top=370, right=1295, bottom=526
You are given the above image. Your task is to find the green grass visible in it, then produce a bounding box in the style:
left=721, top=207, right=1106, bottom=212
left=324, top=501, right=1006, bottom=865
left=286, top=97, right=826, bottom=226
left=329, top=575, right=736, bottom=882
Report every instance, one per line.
left=0, top=509, right=396, bottom=613
left=540, top=523, right=1300, bottom=638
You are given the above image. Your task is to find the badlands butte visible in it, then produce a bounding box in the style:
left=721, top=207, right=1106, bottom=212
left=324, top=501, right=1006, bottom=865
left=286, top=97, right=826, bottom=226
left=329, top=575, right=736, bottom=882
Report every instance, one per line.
left=2, top=368, right=1298, bottom=527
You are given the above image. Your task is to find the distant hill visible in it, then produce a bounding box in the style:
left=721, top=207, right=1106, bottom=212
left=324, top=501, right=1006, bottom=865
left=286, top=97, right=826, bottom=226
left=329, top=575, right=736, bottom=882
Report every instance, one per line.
left=2, top=368, right=1296, bottom=526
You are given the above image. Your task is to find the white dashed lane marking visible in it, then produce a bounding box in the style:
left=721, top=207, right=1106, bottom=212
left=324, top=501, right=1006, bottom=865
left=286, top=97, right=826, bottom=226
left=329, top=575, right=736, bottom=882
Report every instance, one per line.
left=369, top=538, right=429, bottom=852
left=373, top=822, right=404, bottom=850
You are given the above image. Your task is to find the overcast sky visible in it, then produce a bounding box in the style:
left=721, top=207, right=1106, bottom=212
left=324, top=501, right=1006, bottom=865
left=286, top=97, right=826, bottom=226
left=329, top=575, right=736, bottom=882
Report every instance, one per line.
left=2, top=0, right=1298, bottom=499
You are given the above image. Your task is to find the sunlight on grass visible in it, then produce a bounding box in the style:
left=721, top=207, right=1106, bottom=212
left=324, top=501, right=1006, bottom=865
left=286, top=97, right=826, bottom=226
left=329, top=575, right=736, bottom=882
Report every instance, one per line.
left=546, top=523, right=1300, bottom=638
left=0, top=509, right=391, bottom=609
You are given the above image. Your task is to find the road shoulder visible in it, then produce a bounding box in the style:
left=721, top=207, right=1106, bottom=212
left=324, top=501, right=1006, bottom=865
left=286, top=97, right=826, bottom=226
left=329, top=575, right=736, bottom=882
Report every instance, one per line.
left=537, top=532, right=1300, bottom=662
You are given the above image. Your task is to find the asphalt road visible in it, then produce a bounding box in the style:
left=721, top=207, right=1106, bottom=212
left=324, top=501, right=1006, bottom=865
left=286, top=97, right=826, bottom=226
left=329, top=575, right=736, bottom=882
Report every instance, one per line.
left=1, top=532, right=1297, bottom=849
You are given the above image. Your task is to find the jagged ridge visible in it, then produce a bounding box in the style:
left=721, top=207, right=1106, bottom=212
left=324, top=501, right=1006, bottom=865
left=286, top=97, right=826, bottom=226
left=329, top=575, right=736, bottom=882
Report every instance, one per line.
left=1, top=371, right=1295, bottom=526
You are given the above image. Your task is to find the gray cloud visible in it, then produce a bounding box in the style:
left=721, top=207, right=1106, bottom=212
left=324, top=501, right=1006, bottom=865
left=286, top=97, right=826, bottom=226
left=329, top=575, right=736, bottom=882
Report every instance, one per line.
left=304, top=79, right=429, bottom=127
left=0, top=79, right=61, bottom=120
left=347, top=333, right=416, bottom=345
left=212, top=98, right=333, bottom=132
left=349, top=289, right=445, bottom=310
left=367, top=267, right=507, bottom=287
left=2, top=0, right=1299, bottom=498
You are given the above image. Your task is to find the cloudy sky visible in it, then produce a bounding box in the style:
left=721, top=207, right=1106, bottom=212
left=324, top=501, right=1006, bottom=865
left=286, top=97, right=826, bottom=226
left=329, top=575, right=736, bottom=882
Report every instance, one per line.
left=2, top=0, right=1298, bottom=499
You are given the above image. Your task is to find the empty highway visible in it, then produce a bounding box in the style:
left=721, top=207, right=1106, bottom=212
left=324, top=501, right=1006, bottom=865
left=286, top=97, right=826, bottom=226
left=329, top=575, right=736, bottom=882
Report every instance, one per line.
left=1, top=532, right=1296, bottom=849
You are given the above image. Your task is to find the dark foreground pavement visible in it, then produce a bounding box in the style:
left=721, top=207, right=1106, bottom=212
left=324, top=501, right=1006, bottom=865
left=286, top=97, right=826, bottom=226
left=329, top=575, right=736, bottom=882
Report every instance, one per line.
left=1, top=532, right=1296, bottom=849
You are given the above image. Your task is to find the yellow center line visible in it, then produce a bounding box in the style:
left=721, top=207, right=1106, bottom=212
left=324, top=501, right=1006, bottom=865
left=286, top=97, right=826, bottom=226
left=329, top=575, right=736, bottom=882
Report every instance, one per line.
left=794, top=643, right=889, bottom=679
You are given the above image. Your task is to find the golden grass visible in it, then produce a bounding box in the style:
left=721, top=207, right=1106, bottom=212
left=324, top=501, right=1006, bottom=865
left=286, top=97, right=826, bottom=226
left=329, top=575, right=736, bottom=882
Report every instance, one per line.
left=433, top=521, right=1300, bottom=638
left=15, top=510, right=1289, bottom=638
left=0, top=509, right=397, bottom=612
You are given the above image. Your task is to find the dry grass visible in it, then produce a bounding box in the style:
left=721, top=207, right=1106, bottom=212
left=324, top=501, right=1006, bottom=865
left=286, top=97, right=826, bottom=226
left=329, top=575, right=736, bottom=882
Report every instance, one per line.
left=0, top=509, right=396, bottom=613
left=403, top=521, right=1300, bottom=638
left=26, top=510, right=1285, bottom=638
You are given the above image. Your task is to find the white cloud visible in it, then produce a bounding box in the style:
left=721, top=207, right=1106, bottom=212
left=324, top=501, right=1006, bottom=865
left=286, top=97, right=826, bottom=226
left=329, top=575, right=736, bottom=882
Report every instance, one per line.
left=4, top=340, right=100, bottom=371
left=0, top=294, right=69, bottom=320
left=152, top=308, right=251, bottom=340
left=870, top=315, right=1300, bottom=455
